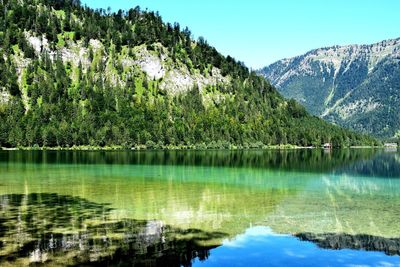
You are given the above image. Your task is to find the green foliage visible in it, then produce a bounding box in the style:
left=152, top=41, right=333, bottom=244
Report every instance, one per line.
left=0, top=0, right=378, bottom=149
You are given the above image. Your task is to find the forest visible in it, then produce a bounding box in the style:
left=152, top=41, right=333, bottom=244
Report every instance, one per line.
left=0, top=0, right=378, bottom=148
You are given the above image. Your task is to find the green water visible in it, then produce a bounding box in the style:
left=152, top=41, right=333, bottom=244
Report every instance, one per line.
left=0, top=149, right=400, bottom=266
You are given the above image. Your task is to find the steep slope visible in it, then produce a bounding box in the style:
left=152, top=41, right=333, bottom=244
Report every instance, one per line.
left=260, top=39, right=400, bottom=138
left=0, top=0, right=376, bottom=148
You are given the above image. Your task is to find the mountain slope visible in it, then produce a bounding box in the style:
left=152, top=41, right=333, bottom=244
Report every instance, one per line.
left=0, top=0, right=376, bottom=148
left=260, top=38, right=400, bottom=139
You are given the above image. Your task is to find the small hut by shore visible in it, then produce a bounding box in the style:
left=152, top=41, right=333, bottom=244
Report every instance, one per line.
left=323, top=143, right=332, bottom=149
left=384, top=143, right=398, bottom=148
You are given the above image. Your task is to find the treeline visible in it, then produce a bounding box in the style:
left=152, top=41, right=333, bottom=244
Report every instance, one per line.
left=0, top=0, right=378, bottom=148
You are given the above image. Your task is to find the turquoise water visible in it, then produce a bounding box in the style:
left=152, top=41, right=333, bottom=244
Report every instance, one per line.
left=0, top=149, right=399, bottom=266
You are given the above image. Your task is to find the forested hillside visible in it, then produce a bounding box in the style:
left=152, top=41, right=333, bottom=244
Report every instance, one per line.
left=0, top=0, right=376, bottom=148
left=260, top=39, right=400, bottom=139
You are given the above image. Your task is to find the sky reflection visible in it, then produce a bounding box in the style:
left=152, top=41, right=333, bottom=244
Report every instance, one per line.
left=194, top=226, right=400, bottom=267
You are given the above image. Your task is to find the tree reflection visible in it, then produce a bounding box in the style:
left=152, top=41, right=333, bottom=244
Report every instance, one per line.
left=0, top=193, right=225, bottom=266
left=0, top=149, right=379, bottom=173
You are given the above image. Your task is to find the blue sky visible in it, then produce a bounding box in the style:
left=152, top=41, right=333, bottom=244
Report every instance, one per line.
left=81, top=0, right=400, bottom=69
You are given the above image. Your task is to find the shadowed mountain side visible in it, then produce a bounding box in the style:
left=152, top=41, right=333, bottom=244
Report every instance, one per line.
left=0, top=193, right=226, bottom=267
left=296, top=232, right=400, bottom=256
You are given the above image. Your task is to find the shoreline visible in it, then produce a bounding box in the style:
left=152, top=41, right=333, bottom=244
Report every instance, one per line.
left=1, top=145, right=383, bottom=151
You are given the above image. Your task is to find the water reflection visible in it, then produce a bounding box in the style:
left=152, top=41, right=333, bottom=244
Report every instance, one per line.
left=2, top=190, right=398, bottom=267
left=296, top=232, right=400, bottom=256
left=2, top=148, right=400, bottom=178
left=0, top=193, right=225, bottom=266
left=0, top=149, right=379, bottom=174
left=1, top=150, right=400, bottom=266
left=193, top=227, right=400, bottom=267
left=337, top=152, right=400, bottom=178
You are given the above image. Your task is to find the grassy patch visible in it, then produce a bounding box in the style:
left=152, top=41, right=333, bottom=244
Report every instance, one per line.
left=57, top=33, right=65, bottom=48
left=54, top=10, right=66, bottom=19
left=134, top=77, right=145, bottom=96
left=12, top=44, right=20, bottom=54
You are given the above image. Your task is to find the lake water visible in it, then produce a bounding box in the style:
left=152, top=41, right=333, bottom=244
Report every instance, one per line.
left=0, top=149, right=400, bottom=266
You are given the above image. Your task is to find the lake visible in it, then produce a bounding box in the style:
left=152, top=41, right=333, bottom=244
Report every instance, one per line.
left=0, top=149, right=400, bottom=266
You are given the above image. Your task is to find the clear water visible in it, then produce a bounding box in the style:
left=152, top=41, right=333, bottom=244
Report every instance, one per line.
left=0, top=149, right=399, bottom=266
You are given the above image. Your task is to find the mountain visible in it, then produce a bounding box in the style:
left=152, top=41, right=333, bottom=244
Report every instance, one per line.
left=0, top=0, right=376, bottom=148
left=259, top=38, right=400, bottom=139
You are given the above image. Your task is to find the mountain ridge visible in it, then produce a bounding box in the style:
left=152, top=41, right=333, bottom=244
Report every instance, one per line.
left=260, top=37, right=400, bottom=139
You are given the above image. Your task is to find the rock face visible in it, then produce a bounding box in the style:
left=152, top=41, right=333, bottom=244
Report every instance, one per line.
left=0, top=31, right=231, bottom=107
left=259, top=38, right=400, bottom=138
left=1, top=31, right=231, bottom=108
left=25, top=33, right=229, bottom=93
left=0, top=89, right=10, bottom=105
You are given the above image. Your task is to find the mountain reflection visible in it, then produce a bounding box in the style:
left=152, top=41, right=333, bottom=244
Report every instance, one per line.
left=337, top=152, right=400, bottom=178
left=296, top=232, right=400, bottom=256
left=0, top=193, right=225, bottom=266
